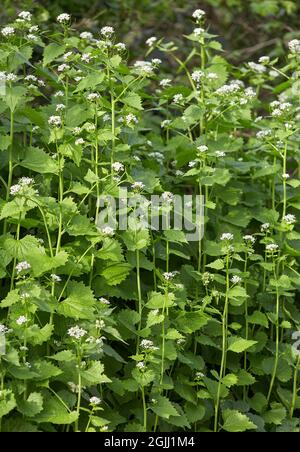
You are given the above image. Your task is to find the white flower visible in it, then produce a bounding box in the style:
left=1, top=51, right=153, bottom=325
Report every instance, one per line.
left=15, top=261, right=31, bottom=274
left=86, top=123, right=96, bottom=132
left=18, top=11, right=32, bottom=21
left=87, top=92, right=100, bottom=102
left=207, top=72, right=219, bottom=80
left=261, top=223, right=270, bottom=232
left=191, top=70, right=204, bottom=84
left=133, top=61, right=154, bottom=76
left=256, top=129, right=272, bottom=139
left=57, top=13, right=71, bottom=23
left=159, top=78, right=171, bottom=88
left=25, top=75, right=37, bottom=83
left=99, top=297, right=110, bottom=305
left=54, top=91, right=64, bottom=98
left=146, top=36, right=157, bottom=47
left=161, top=191, right=174, bottom=204
left=56, top=103, right=66, bottom=112
left=193, top=27, right=205, bottom=36
left=136, top=361, right=145, bottom=369
left=259, top=56, right=270, bottom=65
left=10, top=184, right=22, bottom=196
left=231, top=275, right=242, bottom=284
left=283, top=214, right=296, bottom=225
left=220, top=233, right=234, bottom=241
left=140, top=339, right=159, bottom=351
left=248, top=62, right=267, bottom=74
left=16, top=316, right=27, bottom=326
left=96, top=320, right=106, bottom=329
left=163, top=271, right=178, bottom=281
left=266, top=243, right=279, bottom=252
left=101, top=226, right=115, bottom=237
left=282, top=173, right=290, bottom=180
left=173, top=94, right=184, bottom=104
left=48, top=115, right=62, bottom=127
left=188, top=160, right=197, bottom=168
left=6, top=73, right=17, bottom=82
left=80, top=31, right=93, bottom=40
left=51, top=274, right=62, bottom=282
left=29, top=25, right=39, bottom=33
left=75, top=138, right=85, bottom=146
left=81, top=53, right=92, bottom=63
left=132, top=181, right=145, bottom=191
left=0, top=324, right=9, bottom=334
left=198, top=145, right=208, bottom=153
left=115, top=42, right=126, bottom=51
left=151, top=58, right=162, bottom=66
left=57, top=64, right=70, bottom=72
left=1, top=27, right=15, bottom=37
left=161, top=119, right=171, bottom=128
left=112, top=162, right=124, bottom=172
left=67, top=325, right=87, bottom=339
left=289, top=39, right=300, bottom=54
left=192, top=9, right=206, bottom=21
left=101, top=26, right=114, bottom=38
left=216, top=151, right=226, bottom=158
left=125, top=113, right=138, bottom=125
left=90, top=396, right=101, bottom=405
left=243, top=235, right=256, bottom=244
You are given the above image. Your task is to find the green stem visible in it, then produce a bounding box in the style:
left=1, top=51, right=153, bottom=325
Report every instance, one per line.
left=267, top=260, right=280, bottom=404
left=3, top=110, right=14, bottom=235
left=290, top=354, right=300, bottom=418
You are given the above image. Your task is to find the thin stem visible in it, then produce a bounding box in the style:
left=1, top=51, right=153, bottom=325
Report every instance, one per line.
left=290, top=354, right=300, bottom=418
left=267, top=260, right=280, bottom=404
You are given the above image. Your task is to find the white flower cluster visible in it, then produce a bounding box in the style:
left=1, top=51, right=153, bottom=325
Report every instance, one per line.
left=283, top=214, right=296, bottom=225
left=261, top=223, right=270, bottom=232
left=192, top=9, right=206, bottom=21
left=112, top=162, right=124, bottom=172
left=16, top=315, right=27, bottom=325
left=140, top=339, right=159, bottom=351
left=48, top=115, right=62, bottom=127
left=161, top=191, right=174, bottom=204
left=191, top=70, right=204, bottom=84
left=80, top=31, right=93, bottom=40
left=216, top=80, right=243, bottom=97
left=132, top=181, right=145, bottom=191
left=133, top=61, right=155, bottom=76
left=0, top=324, right=10, bottom=334
left=57, top=14, right=71, bottom=23
left=101, top=226, right=115, bottom=237
left=256, top=129, right=272, bottom=140
left=87, top=92, right=100, bottom=102
left=90, top=396, right=101, bottom=405
left=18, top=11, right=32, bottom=21
left=173, top=93, right=184, bottom=104
left=231, top=275, right=242, bottom=284
left=101, top=26, right=114, bottom=38
left=1, top=26, right=15, bottom=37
left=248, top=62, right=267, bottom=74
left=163, top=271, right=178, bottom=280
left=289, top=39, right=300, bottom=54
left=271, top=101, right=292, bottom=118
left=67, top=325, right=87, bottom=339
left=146, top=36, right=157, bottom=47
left=159, top=78, right=172, bottom=88
left=243, top=235, right=256, bottom=244
left=99, top=297, right=110, bottom=305
left=10, top=177, right=34, bottom=196
left=266, top=243, right=279, bottom=252
left=15, top=261, right=31, bottom=274
left=220, top=233, right=234, bottom=241
left=51, top=274, right=62, bottom=282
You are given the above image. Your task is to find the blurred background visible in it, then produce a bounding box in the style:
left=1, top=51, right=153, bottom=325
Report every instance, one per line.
left=1, top=0, right=300, bottom=61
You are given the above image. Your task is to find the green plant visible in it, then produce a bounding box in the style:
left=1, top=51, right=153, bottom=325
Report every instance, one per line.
left=0, top=7, right=300, bottom=433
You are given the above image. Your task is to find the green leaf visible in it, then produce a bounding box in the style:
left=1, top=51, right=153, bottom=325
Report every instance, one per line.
left=35, top=397, right=78, bottom=425
left=0, top=390, right=16, bottom=418
left=101, top=263, right=132, bottom=286
left=222, top=409, right=257, bottom=432
left=228, top=337, right=257, bottom=353
left=43, top=43, right=65, bottom=66
left=122, top=93, right=143, bottom=110
left=150, top=396, right=179, bottom=419
left=20, top=147, right=58, bottom=174
left=17, top=392, right=44, bottom=417
left=74, top=73, right=105, bottom=92
left=81, top=361, right=112, bottom=386
left=57, top=281, right=96, bottom=319
left=248, top=311, right=268, bottom=328
left=206, top=259, right=224, bottom=270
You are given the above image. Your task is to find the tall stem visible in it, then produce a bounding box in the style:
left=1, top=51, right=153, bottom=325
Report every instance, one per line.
left=267, top=260, right=280, bottom=404
left=3, top=110, right=14, bottom=235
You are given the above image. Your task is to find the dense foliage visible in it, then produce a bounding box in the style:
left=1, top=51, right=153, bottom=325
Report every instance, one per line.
left=0, top=7, right=300, bottom=433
